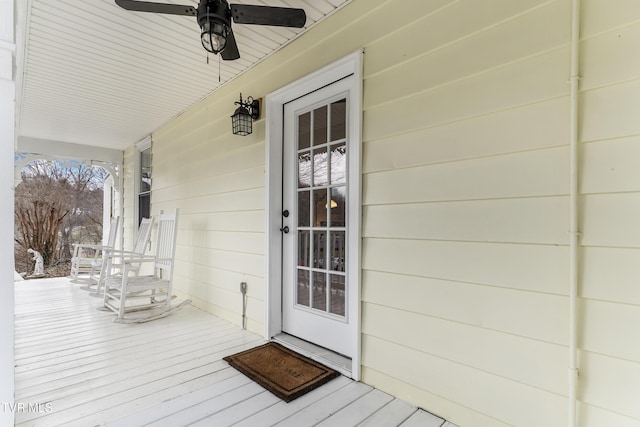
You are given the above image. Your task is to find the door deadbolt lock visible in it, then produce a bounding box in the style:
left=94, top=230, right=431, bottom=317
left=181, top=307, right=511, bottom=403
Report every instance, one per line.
left=282, top=210, right=290, bottom=218
left=280, top=226, right=290, bottom=234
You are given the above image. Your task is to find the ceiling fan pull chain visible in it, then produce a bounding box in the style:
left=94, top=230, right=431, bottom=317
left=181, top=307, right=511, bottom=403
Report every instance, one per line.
left=218, top=54, right=221, bottom=83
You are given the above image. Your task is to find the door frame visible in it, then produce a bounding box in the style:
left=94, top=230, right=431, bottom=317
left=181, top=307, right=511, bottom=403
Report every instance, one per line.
left=264, top=50, right=363, bottom=380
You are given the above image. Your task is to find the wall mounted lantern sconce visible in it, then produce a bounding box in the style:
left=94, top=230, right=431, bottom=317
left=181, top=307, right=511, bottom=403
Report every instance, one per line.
left=231, top=93, right=260, bottom=136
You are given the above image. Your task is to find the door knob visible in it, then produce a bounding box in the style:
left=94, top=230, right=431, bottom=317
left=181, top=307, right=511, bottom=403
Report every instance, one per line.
left=280, top=226, right=290, bottom=234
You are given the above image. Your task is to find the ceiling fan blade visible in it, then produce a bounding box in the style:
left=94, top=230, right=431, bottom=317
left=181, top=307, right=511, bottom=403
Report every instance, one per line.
left=230, top=4, right=306, bottom=28
left=221, top=28, right=240, bottom=61
left=115, top=0, right=196, bottom=16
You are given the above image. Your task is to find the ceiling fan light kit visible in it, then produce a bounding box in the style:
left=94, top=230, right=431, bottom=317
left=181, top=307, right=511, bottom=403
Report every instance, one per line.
left=198, top=0, right=230, bottom=54
left=115, top=0, right=306, bottom=61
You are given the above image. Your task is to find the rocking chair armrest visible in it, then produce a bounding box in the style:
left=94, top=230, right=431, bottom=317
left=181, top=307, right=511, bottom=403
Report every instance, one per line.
left=120, top=255, right=162, bottom=265
left=72, top=243, right=112, bottom=251
left=103, top=249, right=145, bottom=257
left=118, top=257, right=174, bottom=268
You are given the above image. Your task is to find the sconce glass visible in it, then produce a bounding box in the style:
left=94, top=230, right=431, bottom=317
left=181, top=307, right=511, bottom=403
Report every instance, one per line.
left=231, top=93, right=260, bottom=136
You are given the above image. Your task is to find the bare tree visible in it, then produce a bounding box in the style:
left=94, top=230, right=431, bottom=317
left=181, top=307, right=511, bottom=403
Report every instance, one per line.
left=14, top=160, right=108, bottom=274
left=15, top=173, right=73, bottom=266
left=58, top=163, right=107, bottom=259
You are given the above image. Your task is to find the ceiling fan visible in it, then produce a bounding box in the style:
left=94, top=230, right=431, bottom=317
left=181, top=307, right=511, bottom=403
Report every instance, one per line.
left=115, top=0, right=306, bottom=60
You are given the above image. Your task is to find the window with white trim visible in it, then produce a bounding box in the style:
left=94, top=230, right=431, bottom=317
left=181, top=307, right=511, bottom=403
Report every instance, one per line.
left=135, top=139, right=152, bottom=227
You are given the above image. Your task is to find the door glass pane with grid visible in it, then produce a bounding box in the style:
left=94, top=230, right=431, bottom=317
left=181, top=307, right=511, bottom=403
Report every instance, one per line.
left=296, top=100, right=347, bottom=317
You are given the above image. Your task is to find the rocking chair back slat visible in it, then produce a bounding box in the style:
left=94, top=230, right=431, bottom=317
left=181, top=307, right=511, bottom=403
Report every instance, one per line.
left=133, top=217, right=154, bottom=254
left=154, top=210, right=178, bottom=274
left=105, top=216, right=119, bottom=248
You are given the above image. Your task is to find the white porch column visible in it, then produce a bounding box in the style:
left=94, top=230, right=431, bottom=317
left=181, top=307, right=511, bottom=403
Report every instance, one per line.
left=0, top=0, right=15, bottom=425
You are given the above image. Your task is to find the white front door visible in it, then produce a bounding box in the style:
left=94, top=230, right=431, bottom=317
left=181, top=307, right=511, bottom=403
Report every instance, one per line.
left=281, top=76, right=357, bottom=358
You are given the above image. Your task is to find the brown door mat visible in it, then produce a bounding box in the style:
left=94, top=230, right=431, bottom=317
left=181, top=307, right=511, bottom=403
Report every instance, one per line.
left=223, top=341, right=341, bottom=402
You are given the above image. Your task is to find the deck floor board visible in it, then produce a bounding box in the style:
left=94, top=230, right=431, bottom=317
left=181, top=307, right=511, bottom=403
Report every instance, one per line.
left=14, top=278, right=449, bottom=427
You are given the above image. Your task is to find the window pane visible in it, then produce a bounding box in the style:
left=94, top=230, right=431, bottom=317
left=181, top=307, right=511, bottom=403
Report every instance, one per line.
left=298, top=112, right=311, bottom=150
left=312, top=272, right=327, bottom=311
left=313, top=189, right=328, bottom=227
left=298, top=191, right=310, bottom=227
left=329, top=231, right=345, bottom=272
left=140, top=147, right=152, bottom=193
left=138, top=193, right=150, bottom=226
left=297, top=270, right=310, bottom=307
left=330, top=187, right=346, bottom=227
left=329, top=274, right=345, bottom=316
left=298, top=151, right=311, bottom=188
left=313, top=106, right=327, bottom=146
left=313, top=147, right=328, bottom=187
left=312, top=231, right=326, bottom=269
left=330, top=143, right=346, bottom=184
left=298, top=230, right=310, bottom=267
left=330, top=99, right=346, bottom=142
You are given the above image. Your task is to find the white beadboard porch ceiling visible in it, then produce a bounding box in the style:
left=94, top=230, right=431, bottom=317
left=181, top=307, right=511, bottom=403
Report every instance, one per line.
left=16, top=0, right=349, bottom=151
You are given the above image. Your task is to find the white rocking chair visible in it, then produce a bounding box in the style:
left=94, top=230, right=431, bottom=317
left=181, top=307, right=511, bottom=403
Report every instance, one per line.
left=69, top=216, right=120, bottom=284
left=102, top=210, right=183, bottom=322
left=89, top=216, right=154, bottom=296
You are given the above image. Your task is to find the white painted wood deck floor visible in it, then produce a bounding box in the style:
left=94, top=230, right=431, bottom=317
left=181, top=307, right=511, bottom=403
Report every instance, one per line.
left=14, top=278, right=455, bottom=427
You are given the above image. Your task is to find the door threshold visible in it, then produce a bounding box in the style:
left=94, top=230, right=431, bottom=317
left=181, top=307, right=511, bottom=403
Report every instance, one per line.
left=272, top=333, right=352, bottom=378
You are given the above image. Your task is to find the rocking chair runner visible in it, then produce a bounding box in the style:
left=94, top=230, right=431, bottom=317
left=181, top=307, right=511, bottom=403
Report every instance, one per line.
left=69, top=216, right=120, bottom=283
left=102, top=210, right=179, bottom=320
left=89, top=216, right=154, bottom=296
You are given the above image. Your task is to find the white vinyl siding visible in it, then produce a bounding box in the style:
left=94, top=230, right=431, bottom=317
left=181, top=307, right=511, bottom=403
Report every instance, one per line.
left=577, top=2, right=640, bottom=423
left=360, top=2, right=571, bottom=424
left=121, top=0, right=640, bottom=425
left=151, top=127, right=267, bottom=331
